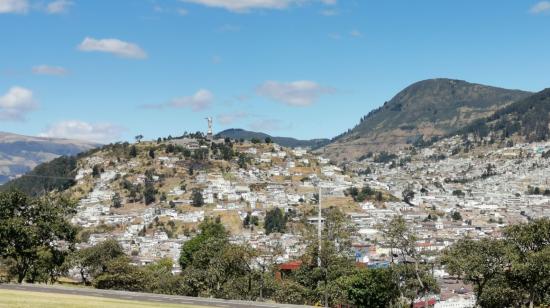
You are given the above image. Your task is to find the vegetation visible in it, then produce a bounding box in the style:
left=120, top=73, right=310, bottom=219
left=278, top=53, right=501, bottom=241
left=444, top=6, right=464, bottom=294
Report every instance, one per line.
left=441, top=218, right=550, bottom=307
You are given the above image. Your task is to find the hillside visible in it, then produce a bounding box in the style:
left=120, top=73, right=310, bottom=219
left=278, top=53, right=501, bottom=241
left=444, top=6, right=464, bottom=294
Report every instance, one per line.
left=319, top=78, right=531, bottom=161
left=0, top=132, right=99, bottom=184
left=216, top=128, right=330, bottom=149
left=457, top=88, right=550, bottom=143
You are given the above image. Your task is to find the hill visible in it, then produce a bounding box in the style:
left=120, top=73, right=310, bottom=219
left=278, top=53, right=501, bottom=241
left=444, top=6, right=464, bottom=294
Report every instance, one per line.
left=319, top=78, right=531, bottom=161
left=457, top=88, right=550, bottom=143
left=216, top=128, right=330, bottom=149
left=0, top=132, right=99, bottom=184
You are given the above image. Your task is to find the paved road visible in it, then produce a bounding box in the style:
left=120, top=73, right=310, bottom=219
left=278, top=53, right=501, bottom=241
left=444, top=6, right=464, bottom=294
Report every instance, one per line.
left=0, top=284, right=312, bottom=308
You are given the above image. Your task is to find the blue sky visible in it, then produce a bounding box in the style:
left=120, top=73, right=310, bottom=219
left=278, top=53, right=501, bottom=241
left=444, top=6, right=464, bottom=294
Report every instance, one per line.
left=2, top=0, right=550, bottom=143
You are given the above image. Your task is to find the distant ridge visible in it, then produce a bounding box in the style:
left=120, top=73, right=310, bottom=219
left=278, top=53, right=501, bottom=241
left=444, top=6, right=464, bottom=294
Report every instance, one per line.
left=216, top=128, right=330, bottom=149
left=319, top=78, right=531, bottom=160
left=0, top=132, right=99, bottom=184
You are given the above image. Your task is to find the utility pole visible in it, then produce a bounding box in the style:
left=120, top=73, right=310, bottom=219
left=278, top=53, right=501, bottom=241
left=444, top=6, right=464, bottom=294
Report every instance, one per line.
left=317, top=185, right=322, bottom=267
left=318, top=185, right=328, bottom=308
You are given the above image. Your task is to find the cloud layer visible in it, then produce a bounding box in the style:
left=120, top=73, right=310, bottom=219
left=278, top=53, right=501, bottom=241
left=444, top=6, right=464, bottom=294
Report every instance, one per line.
left=257, top=80, right=334, bottom=106
left=218, top=111, right=249, bottom=125
left=0, top=86, right=37, bottom=120
left=78, top=37, right=147, bottom=59
left=46, top=0, right=72, bottom=13
left=530, top=1, right=550, bottom=14
left=32, top=65, right=68, bottom=76
left=143, top=89, right=214, bottom=111
left=181, top=0, right=335, bottom=13
left=0, top=0, right=28, bottom=14
left=39, top=120, right=123, bottom=143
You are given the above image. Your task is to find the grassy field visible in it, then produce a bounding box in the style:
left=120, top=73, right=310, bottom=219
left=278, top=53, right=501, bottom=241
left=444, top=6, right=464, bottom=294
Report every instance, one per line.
left=0, top=289, right=212, bottom=308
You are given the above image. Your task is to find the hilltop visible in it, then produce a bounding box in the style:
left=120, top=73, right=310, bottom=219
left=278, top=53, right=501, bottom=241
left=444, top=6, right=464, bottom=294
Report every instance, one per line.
left=0, top=132, right=99, bottom=184
left=216, top=128, right=330, bottom=149
left=319, top=78, right=531, bottom=161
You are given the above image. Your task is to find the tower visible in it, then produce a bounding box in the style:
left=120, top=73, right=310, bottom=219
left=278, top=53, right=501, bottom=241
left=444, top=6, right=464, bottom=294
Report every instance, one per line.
left=205, top=117, right=213, bottom=140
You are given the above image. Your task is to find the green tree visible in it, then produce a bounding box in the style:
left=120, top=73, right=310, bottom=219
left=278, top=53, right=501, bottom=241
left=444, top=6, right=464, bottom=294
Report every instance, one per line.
left=384, top=216, right=439, bottom=307
left=504, top=218, right=550, bottom=308
left=264, top=208, right=286, bottom=235
left=179, top=218, right=228, bottom=270
left=68, top=239, right=125, bottom=285
left=148, top=149, right=155, bottom=159
left=129, top=145, right=138, bottom=158
left=192, top=189, right=204, bottom=207
left=441, top=238, right=509, bottom=307
left=0, top=191, right=77, bottom=283
left=112, top=192, right=122, bottom=208
left=343, top=268, right=399, bottom=308
left=143, top=181, right=156, bottom=205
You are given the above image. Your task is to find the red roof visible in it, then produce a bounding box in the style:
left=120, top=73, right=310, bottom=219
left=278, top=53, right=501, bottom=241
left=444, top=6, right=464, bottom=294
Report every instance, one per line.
left=279, top=260, right=302, bottom=271
left=413, top=299, right=436, bottom=308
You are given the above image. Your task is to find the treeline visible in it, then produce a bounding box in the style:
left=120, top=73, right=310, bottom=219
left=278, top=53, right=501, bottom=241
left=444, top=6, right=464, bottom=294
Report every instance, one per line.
left=442, top=218, right=550, bottom=307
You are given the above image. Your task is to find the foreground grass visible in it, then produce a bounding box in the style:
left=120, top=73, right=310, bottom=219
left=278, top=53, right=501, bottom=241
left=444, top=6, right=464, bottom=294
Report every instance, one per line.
left=0, top=289, right=211, bottom=308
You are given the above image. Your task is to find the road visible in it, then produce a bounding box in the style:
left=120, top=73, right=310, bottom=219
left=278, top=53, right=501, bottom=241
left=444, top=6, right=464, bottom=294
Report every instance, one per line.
left=0, top=283, right=312, bottom=308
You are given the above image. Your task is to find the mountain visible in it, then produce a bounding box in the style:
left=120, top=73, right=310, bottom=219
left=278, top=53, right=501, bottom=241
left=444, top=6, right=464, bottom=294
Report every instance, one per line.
left=216, top=128, right=330, bottom=149
left=457, top=88, right=550, bottom=143
left=319, top=78, right=531, bottom=161
left=0, top=132, right=99, bottom=184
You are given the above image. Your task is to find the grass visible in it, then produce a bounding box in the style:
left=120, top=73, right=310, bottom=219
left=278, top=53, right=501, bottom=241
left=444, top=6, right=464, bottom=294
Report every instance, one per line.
left=0, top=289, right=212, bottom=308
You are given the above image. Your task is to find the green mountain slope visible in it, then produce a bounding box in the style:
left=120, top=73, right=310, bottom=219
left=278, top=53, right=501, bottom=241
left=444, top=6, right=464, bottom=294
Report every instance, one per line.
left=320, top=78, right=531, bottom=160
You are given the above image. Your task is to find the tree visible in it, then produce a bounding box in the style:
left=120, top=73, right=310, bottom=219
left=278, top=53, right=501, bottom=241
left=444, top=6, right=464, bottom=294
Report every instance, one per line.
left=441, top=238, right=509, bottom=307
left=343, top=268, right=399, bottom=308
left=192, top=189, right=204, bottom=207
left=143, top=182, right=156, bottom=205
left=264, top=208, right=286, bottom=235
left=112, top=193, right=122, bottom=208
left=68, top=239, right=125, bottom=285
left=135, top=135, right=143, bottom=143
left=384, top=216, right=438, bottom=308
left=0, top=191, right=77, bottom=283
left=402, top=189, right=415, bottom=205
left=265, top=137, right=272, bottom=144
left=251, top=138, right=261, bottom=144
left=504, top=219, right=550, bottom=308
left=451, top=211, right=462, bottom=221
left=92, top=165, right=101, bottom=178
left=179, top=218, right=228, bottom=270
left=148, top=149, right=155, bottom=159
left=129, top=145, right=138, bottom=158
left=93, top=256, right=147, bottom=292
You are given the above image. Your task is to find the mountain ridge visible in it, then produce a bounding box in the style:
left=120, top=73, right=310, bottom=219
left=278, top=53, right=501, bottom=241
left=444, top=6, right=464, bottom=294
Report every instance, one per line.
left=319, top=78, right=532, bottom=160
left=216, top=128, right=330, bottom=149
left=0, top=132, right=100, bottom=184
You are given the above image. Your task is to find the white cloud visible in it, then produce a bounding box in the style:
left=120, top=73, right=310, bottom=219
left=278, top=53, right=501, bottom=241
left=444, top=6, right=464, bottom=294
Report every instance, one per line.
left=218, top=112, right=249, bottom=125
left=249, top=119, right=286, bottom=131
left=0, top=86, right=37, bottom=121
left=320, top=9, right=337, bottom=16
left=530, top=1, right=550, bottom=14
left=46, top=0, right=72, bottom=14
left=257, top=80, right=334, bottom=106
left=77, top=37, right=147, bottom=59
left=32, top=65, right=68, bottom=76
left=181, top=0, right=335, bottom=13
left=39, top=120, right=123, bottom=143
left=350, top=29, right=362, bottom=37
left=177, top=8, right=188, bottom=15
left=142, top=89, right=214, bottom=111
left=0, top=0, right=28, bottom=14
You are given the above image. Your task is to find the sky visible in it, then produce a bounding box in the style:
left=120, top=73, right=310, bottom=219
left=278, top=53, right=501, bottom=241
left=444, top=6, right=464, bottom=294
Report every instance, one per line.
left=2, top=0, right=550, bottom=143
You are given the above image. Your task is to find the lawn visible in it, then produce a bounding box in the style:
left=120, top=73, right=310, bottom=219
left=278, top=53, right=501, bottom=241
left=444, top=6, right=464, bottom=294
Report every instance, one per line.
left=0, top=289, right=212, bottom=308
